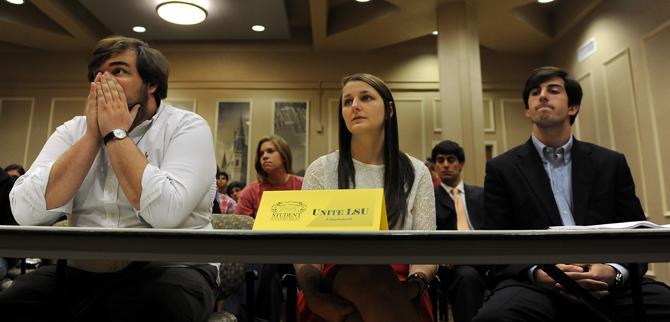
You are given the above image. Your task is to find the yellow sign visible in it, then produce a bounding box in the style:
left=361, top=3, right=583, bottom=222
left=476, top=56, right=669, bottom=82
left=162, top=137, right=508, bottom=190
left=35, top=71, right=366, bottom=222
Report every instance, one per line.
left=252, top=188, right=388, bottom=231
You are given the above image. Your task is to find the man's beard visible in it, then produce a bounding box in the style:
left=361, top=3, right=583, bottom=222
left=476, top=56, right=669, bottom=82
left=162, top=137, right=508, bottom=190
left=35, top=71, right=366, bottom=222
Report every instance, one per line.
left=128, top=84, right=151, bottom=131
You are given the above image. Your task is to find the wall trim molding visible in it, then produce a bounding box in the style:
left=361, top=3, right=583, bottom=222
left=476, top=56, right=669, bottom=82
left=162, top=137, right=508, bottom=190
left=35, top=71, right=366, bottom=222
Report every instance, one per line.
left=396, top=98, right=427, bottom=160
left=499, top=98, right=523, bottom=152
left=483, top=98, right=495, bottom=133
left=0, top=80, right=444, bottom=92
left=602, top=48, right=649, bottom=214
left=576, top=72, right=596, bottom=143
left=48, top=97, right=86, bottom=135
left=0, top=97, right=35, bottom=166
left=327, top=98, right=338, bottom=153
left=432, top=98, right=442, bottom=133
left=165, top=98, right=197, bottom=112
left=484, top=140, right=498, bottom=158
left=640, top=19, right=670, bottom=218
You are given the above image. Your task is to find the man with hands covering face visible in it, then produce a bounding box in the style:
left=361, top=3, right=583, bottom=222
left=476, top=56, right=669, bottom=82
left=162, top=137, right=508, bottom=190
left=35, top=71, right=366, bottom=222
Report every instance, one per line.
left=3, top=36, right=218, bottom=322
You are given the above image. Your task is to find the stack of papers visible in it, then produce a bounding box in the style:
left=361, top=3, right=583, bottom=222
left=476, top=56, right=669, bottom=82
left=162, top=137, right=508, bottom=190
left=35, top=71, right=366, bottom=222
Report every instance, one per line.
left=549, top=220, right=670, bottom=230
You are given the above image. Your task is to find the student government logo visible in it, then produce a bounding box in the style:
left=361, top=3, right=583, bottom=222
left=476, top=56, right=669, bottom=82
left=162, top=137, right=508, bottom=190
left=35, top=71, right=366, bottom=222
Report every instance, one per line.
left=270, top=201, right=307, bottom=221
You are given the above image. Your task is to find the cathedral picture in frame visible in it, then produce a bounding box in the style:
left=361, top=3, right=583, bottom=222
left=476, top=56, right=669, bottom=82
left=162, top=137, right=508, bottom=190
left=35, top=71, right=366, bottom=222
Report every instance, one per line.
left=216, top=101, right=251, bottom=184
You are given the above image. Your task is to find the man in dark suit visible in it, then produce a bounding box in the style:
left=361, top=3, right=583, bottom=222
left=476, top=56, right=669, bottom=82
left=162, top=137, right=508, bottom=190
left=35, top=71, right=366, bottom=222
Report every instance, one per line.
left=473, top=66, right=670, bottom=321
left=432, top=140, right=486, bottom=322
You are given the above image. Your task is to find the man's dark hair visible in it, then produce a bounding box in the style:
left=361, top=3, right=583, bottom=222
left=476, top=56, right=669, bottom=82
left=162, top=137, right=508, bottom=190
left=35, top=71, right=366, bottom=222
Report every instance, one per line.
left=4, top=164, right=25, bottom=176
left=87, top=36, right=169, bottom=105
left=217, top=170, right=229, bottom=181
left=226, top=181, right=245, bottom=196
left=522, top=66, right=582, bottom=125
left=431, top=140, right=465, bottom=163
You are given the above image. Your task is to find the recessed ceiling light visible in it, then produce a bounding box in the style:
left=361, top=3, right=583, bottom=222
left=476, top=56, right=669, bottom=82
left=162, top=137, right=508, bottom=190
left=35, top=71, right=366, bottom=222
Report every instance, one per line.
left=157, top=1, right=207, bottom=25
left=6, top=0, right=25, bottom=4
left=537, top=0, right=554, bottom=3
left=355, top=0, right=371, bottom=2
left=133, top=26, right=147, bottom=33
left=432, top=30, right=438, bottom=36
left=252, top=25, right=266, bottom=32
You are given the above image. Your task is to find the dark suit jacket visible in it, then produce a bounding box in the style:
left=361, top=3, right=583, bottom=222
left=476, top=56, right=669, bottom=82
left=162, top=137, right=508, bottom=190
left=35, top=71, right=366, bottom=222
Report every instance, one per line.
left=435, top=184, right=484, bottom=230
left=0, top=168, right=17, bottom=226
left=482, top=138, right=645, bottom=283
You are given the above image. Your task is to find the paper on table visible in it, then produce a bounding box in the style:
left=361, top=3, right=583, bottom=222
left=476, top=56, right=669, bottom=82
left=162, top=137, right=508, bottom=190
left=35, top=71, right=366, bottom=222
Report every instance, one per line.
left=549, top=220, right=670, bottom=230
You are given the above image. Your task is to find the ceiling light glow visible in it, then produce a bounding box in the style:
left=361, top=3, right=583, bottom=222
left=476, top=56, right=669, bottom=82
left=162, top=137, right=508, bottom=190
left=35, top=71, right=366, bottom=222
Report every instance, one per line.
left=355, top=0, right=371, bottom=2
left=252, top=25, right=266, bottom=32
left=537, top=0, right=554, bottom=3
left=432, top=30, right=438, bottom=35
left=157, top=1, right=207, bottom=25
left=6, top=0, right=25, bottom=4
left=133, top=26, right=147, bottom=33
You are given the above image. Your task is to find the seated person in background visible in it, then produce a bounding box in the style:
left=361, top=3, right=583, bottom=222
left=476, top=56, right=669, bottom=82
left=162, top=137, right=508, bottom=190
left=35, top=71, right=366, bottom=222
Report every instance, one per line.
left=432, top=140, right=486, bottom=322
left=226, top=181, right=245, bottom=203
left=425, top=158, right=442, bottom=188
left=213, top=170, right=236, bottom=214
left=474, top=66, right=670, bottom=321
left=2, top=36, right=218, bottom=321
left=0, top=167, right=16, bottom=282
left=234, top=135, right=302, bottom=218
left=4, top=164, right=25, bottom=178
left=295, top=73, right=437, bottom=322
left=0, top=167, right=17, bottom=226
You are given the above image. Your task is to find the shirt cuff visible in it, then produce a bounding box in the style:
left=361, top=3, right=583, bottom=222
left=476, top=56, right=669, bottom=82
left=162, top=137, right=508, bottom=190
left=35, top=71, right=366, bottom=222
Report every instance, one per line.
left=607, top=263, right=629, bottom=284
left=528, top=265, right=539, bottom=282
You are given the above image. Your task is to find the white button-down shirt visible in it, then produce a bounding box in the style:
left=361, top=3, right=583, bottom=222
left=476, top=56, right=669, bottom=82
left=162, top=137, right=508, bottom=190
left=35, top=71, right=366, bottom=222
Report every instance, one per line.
left=10, top=103, right=217, bottom=230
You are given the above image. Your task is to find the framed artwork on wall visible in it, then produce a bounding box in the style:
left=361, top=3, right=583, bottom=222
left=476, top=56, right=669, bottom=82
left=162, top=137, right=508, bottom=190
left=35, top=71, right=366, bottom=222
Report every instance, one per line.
left=217, top=101, right=251, bottom=184
left=272, top=100, right=309, bottom=176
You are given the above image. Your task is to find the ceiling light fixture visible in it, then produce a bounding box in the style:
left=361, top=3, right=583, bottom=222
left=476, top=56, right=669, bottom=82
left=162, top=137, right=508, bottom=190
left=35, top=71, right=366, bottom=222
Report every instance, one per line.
left=537, top=0, right=554, bottom=3
left=252, top=25, right=266, bottom=32
left=432, top=30, right=438, bottom=36
left=6, top=0, right=25, bottom=4
left=355, top=0, right=371, bottom=3
left=133, top=26, right=147, bottom=33
left=156, top=1, right=207, bottom=25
